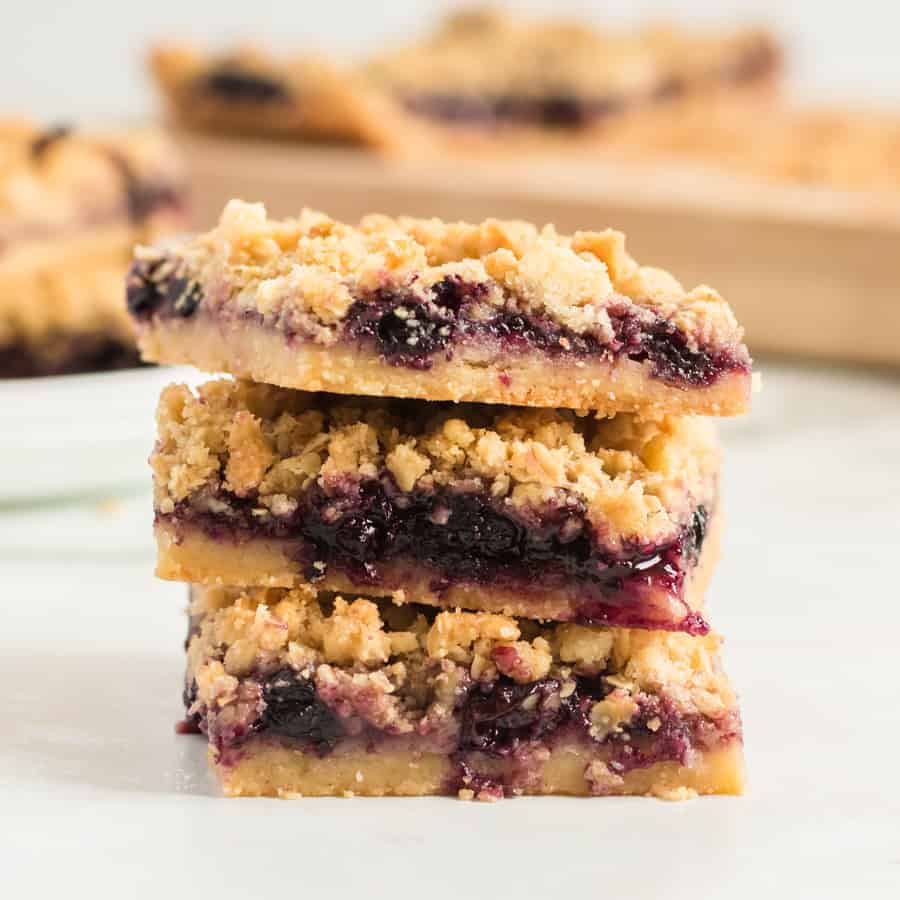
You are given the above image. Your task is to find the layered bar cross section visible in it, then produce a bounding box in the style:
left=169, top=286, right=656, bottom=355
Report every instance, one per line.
left=184, top=585, right=744, bottom=800
left=128, top=200, right=752, bottom=417
left=154, top=379, right=720, bottom=633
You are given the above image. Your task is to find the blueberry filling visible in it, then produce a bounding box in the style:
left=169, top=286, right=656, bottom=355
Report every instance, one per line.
left=126, top=258, right=202, bottom=320
left=259, top=668, right=344, bottom=755
left=343, top=277, right=744, bottom=385
left=402, top=92, right=624, bottom=129
left=177, top=679, right=203, bottom=734
left=400, top=42, right=776, bottom=129
left=453, top=672, right=705, bottom=770
left=164, top=477, right=710, bottom=633
left=199, top=65, right=289, bottom=103
left=459, top=677, right=567, bottom=754
left=134, top=264, right=746, bottom=386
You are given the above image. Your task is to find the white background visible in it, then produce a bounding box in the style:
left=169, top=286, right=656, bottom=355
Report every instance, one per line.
left=5, top=0, right=900, bottom=122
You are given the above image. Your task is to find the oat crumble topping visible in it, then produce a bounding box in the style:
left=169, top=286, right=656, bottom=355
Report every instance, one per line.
left=137, top=199, right=744, bottom=355
left=189, top=584, right=734, bottom=721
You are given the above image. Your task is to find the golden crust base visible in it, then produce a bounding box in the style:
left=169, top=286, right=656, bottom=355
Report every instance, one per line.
left=138, top=313, right=750, bottom=416
left=215, top=742, right=745, bottom=799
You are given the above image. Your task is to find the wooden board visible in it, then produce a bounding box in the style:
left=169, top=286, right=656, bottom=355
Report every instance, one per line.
left=176, top=132, right=900, bottom=367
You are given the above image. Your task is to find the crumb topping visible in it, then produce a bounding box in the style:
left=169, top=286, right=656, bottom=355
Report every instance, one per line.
left=139, top=199, right=745, bottom=355
left=153, top=379, right=718, bottom=545
left=189, top=584, right=734, bottom=719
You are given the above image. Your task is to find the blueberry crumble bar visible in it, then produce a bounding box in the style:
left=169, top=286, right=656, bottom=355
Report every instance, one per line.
left=150, top=44, right=429, bottom=151
left=0, top=121, right=187, bottom=377
left=183, top=584, right=744, bottom=799
left=364, top=8, right=779, bottom=134
left=153, top=379, right=720, bottom=633
left=128, top=201, right=752, bottom=416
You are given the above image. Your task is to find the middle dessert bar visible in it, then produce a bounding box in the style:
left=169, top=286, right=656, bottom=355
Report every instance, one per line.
left=154, top=379, right=720, bottom=633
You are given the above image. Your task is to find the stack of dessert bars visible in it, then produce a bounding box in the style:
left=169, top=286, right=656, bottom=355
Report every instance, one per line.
left=128, top=199, right=752, bottom=800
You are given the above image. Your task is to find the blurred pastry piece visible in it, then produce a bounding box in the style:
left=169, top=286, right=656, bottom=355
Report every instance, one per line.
left=0, top=122, right=187, bottom=378
left=363, top=7, right=780, bottom=136
left=150, top=44, right=432, bottom=152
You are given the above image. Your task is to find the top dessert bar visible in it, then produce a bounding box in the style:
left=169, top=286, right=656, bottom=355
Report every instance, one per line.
left=1, top=121, right=186, bottom=377
left=128, top=201, right=752, bottom=416
left=364, top=8, right=779, bottom=133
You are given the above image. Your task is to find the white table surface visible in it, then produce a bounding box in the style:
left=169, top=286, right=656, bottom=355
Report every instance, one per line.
left=2, top=362, right=898, bottom=899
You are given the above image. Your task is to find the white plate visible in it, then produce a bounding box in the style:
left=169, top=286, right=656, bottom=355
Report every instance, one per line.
left=0, top=365, right=205, bottom=502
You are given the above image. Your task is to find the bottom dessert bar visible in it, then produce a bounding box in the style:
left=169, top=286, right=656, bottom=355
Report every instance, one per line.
left=184, top=585, right=744, bottom=800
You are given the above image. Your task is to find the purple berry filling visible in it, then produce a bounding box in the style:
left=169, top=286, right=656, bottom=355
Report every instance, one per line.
left=400, top=42, right=777, bottom=131
left=130, top=262, right=747, bottom=388
left=198, top=65, right=289, bottom=103
left=127, top=258, right=202, bottom=320
left=459, top=676, right=569, bottom=753
left=402, top=91, right=625, bottom=129
left=260, top=668, right=345, bottom=755
left=163, top=476, right=710, bottom=633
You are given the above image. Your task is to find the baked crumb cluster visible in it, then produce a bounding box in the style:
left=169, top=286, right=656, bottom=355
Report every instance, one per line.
left=153, top=378, right=718, bottom=545
left=139, top=199, right=744, bottom=354
left=188, top=584, right=734, bottom=724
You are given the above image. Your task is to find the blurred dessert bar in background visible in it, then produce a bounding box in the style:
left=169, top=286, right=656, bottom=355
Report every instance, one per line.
left=149, top=7, right=779, bottom=152
left=364, top=7, right=779, bottom=137
left=150, top=45, right=431, bottom=151
left=0, top=121, right=187, bottom=378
